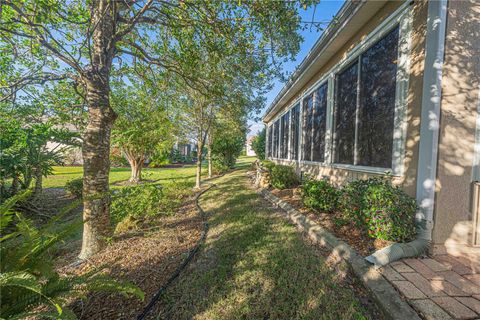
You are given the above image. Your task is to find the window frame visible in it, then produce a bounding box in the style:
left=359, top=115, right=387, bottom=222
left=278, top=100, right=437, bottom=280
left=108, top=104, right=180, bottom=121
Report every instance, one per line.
left=265, top=2, right=411, bottom=177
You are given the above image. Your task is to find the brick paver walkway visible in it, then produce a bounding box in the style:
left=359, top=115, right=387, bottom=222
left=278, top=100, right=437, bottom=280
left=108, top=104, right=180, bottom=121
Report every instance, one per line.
left=380, top=255, right=480, bottom=319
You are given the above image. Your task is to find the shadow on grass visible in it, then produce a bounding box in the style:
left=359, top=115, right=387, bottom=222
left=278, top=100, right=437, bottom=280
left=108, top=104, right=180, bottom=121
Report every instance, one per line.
left=153, top=171, right=370, bottom=320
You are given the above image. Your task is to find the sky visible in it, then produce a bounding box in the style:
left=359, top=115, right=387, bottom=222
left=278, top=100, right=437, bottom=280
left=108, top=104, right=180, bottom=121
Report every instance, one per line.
left=248, top=0, right=345, bottom=137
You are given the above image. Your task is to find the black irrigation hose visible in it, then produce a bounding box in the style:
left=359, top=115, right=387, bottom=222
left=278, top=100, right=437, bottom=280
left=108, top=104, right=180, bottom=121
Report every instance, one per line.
left=136, top=183, right=215, bottom=320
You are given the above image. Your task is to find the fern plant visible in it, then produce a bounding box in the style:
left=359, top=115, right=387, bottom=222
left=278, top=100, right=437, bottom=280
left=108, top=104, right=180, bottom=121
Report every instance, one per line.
left=0, top=190, right=144, bottom=320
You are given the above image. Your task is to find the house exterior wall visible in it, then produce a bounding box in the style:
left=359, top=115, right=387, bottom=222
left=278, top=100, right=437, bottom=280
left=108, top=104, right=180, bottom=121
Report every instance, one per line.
left=266, top=1, right=428, bottom=197
left=432, top=0, right=480, bottom=254
left=264, top=0, right=480, bottom=253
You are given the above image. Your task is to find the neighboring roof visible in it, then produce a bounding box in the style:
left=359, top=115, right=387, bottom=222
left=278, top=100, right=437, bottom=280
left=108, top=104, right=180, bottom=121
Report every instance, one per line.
left=262, top=0, right=391, bottom=123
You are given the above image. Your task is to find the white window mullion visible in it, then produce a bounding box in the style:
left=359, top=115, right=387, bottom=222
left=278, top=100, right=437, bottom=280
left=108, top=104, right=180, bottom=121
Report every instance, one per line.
left=310, top=91, right=316, bottom=161
left=325, top=76, right=335, bottom=164
left=299, top=99, right=304, bottom=162
left=353, top=56, right=362, bottom=166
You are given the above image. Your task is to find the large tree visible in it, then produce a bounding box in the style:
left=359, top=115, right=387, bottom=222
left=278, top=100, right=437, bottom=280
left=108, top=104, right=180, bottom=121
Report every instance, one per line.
left=0, top=0, right=316, bottom=258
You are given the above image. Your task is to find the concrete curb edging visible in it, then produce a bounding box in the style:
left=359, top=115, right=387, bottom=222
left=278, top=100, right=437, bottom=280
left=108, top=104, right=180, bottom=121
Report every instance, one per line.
left=259, top=188, right=421, bottom=320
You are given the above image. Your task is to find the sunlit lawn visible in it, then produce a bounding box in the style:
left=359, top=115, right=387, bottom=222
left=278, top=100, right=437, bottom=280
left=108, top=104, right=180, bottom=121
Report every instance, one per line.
left=43, top=156, right=258, bottom=189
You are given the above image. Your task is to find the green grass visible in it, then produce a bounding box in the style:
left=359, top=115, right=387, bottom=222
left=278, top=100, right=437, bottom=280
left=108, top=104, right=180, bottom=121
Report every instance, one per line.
left=156, top=167, right=372, bottom=319
left=44, top=156, right=258, bottom=189
left=43, top=163, right=207, bottom=189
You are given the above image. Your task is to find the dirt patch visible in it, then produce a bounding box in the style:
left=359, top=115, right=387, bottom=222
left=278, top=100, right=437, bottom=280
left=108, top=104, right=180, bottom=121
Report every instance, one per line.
left=269, top=187, right=392, bottom=256
left=57, top=194, right=204, bottom=320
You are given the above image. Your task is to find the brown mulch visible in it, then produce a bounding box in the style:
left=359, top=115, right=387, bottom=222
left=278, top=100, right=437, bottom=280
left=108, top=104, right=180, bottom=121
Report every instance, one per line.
left=57, top=194, right=204, bottom=320
left=269, top=187, right=392, bottom=256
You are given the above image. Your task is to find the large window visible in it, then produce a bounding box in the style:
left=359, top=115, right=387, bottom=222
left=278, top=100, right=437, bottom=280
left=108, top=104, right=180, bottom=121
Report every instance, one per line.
left=280, top=112, right=290, bottom=159
left=312, top=83, right=328, bottom=162
left=334, top=26, right=399, bottom=168
left=290, top=104, right=300, bottom=160
left=302, top=93, right=314, bottom=161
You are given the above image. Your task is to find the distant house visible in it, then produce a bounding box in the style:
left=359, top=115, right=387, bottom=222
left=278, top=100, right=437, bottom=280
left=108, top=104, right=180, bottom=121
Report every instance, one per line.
left=263, top=1, right=479, bottom=256
left=246, top=136, right=256, bottom=157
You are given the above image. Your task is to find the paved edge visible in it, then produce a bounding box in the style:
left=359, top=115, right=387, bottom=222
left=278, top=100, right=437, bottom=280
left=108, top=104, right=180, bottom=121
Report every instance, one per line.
left=259, top=188, right=421, bottom=320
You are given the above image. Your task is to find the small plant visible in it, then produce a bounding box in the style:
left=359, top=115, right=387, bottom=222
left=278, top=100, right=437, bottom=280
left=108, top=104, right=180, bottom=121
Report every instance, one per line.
left=65, top=178, right=83, bottom=198
left=110, top=184, right=163, bottom=225
left=269, top=165, right=299, bottom=190
left=110, top=180, right=194, bottom=226
left=339, top=177, right=417, bottom=242
left=301, top=178, right=339, bottom=213
left=0, top=190, right=144, bottom=320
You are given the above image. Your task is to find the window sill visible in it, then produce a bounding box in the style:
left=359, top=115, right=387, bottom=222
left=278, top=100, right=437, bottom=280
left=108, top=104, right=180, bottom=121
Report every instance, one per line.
left=268, top=158, right=399, bottom=177
left=330, top=163, right=395, bottom=176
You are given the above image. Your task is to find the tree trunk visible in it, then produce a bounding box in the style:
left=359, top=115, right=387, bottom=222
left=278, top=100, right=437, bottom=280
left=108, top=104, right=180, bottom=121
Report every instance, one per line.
left=79, top=77, right=116, bottom=260
left=195, top=138, right=203, bottom=189
left=32, top=168, right=42, bottom=198
left=78, top=0, right=118, bottom=260
left=127, top=156, right=144, bottom=183
left=207, top=134, right=212, bottom=179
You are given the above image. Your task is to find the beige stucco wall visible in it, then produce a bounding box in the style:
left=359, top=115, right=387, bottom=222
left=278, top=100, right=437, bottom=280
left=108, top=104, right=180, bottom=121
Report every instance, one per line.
left=267, top=1, right=428, bottom=196
left=432, top=0, right=480, bottom=254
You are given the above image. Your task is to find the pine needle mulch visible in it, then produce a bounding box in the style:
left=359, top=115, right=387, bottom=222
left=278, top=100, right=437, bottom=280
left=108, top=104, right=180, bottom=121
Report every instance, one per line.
left=57, top=193, right=204, bottom=320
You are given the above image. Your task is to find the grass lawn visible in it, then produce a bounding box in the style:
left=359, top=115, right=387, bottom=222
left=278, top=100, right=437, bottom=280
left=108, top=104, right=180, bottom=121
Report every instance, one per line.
left=44, top=156, right=258, bottom=189
left=44, top=163, right=202, bottom=189
left=155, top=167, right=376, bottom=319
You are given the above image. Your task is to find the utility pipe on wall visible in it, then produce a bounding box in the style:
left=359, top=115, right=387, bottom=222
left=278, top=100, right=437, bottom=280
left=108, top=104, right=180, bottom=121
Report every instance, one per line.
left=366, top=0, right=448, bottom=267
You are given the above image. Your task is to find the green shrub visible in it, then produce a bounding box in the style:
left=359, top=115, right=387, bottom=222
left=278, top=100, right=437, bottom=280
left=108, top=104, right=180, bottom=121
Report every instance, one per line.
left=269, top=165, right=299, bottom=189
left=261, top=160, right=275, bottom=171
left=159, top=180, right=194, bottom=214
left=251, top=128, right=266, bottom=160
left=110, top=180, right=193, bottom=226
left=65, top=178, right=83, bottom=198
left=340, top=177, right=417, bottom=242
left=110, top=184, right=163, bottom=225
left=338, top=179, right=371, bottom=228
left=301, top=178, right=339, bottom=213
left=362, top=179, right=417, bottom=242
left=0, top=190, right=143, bottom=319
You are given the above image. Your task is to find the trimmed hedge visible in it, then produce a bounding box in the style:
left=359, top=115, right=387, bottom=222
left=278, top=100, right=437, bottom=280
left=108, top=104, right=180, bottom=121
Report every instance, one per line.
left=301, top=178, right=339, bottom=213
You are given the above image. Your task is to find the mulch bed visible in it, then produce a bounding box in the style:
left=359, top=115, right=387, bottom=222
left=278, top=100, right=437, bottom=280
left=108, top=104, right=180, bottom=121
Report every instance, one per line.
left=269, top=187, right=392, bottom=256
left=56, top=193, right=204, bottom=320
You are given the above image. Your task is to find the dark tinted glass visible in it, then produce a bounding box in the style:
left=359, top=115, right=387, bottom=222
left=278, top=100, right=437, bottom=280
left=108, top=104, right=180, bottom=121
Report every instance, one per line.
left=281, top=112, right=290, bottom=159
left=357, top=26, right=399, bottom=168
left=334, top=62, right=358, bottom=164
left=302, top=93, right=314, bottom=161
left=290, top=104, right=300, bottom=160
left=312, top=82, right=328, bottom=162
